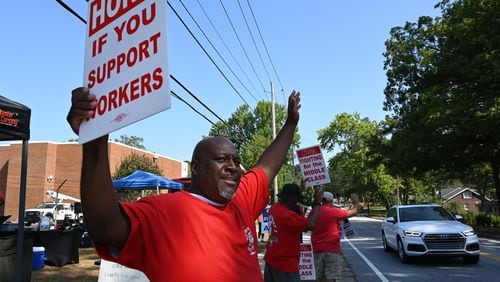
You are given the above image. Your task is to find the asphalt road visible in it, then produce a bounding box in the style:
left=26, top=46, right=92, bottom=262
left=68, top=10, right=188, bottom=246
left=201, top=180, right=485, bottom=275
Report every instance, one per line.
left=341, top=217, right=500, bottom=282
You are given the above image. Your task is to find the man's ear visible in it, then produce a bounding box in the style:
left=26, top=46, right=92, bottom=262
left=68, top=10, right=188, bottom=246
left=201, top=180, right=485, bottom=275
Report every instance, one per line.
left=190, top=160, right=198, bottom=176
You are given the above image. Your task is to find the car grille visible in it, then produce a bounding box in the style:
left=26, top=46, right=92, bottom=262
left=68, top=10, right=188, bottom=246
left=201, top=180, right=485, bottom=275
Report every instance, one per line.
left=423, top=233, right=465, bottom=250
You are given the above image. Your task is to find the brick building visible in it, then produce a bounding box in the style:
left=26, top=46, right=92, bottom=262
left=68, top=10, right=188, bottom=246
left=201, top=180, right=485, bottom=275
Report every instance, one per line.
left=0, top=141, right=188, bottom=220
left=440, top=187, right=493, bottom=213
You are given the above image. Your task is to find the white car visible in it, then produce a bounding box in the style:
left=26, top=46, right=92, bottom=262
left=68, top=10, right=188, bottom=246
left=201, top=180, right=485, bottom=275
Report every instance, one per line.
left=381, top=204, right=480, bottom=264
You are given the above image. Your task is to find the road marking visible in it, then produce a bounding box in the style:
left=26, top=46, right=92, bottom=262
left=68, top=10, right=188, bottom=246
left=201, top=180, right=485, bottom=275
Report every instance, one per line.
left=345, top=237, right=389, bottom=282
left=481, top=252, right=500, bottom=261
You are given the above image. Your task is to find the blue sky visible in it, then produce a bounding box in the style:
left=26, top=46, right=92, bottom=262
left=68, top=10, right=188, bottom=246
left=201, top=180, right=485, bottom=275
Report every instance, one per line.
left=0, top=1, right=440, bottom=162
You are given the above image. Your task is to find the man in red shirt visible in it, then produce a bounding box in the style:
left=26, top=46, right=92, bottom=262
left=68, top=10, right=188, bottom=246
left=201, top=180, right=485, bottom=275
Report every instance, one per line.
left=312, top=192, right=360, bottom=282
left=263, top=183, right=322, bottom=282
left=67, top=88, right=302, bottom=281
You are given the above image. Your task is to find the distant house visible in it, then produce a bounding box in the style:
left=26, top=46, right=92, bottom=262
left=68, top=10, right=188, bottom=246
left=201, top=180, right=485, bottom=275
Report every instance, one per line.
left=483, top=200, right=499, bottom=215
left=440, top=187, right=492, bottom=213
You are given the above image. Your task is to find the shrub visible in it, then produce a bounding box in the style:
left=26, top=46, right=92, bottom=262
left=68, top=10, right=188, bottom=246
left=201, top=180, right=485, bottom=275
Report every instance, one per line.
left=491, top=214, right=500, bottom=228
left=447, top=202, right=460, bottom=215
left=464, top=211, right=476, bottom=225
left=475, top=213, right=492, bottom=227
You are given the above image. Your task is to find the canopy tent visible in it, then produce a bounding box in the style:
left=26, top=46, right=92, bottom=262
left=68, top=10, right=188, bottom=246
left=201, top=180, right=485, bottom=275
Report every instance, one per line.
left=113, top=170, right=183, bottom=194
left=0, top=95, right=31, bottom=282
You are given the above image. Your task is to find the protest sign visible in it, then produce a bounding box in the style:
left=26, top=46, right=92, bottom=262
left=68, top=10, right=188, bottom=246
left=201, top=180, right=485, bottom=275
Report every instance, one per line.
left=299, top=243, right=316, bottom=280
left=98, top=259, right=149, bottom=281
left=80, top=0, right=170, bottom=143
left=261, top=204, right=271, bottom=234
left=297, top=145, right=331, bottom=187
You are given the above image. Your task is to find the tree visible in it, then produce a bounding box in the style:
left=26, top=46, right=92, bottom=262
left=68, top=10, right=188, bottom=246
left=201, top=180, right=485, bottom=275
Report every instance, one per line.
left=318, top=113, right=396, bottom=210
left=383, top=0, right=500, bottom=209
left=113, top=153, right=163, bottom=201
left=114, top=134, right=146, bottom=150
left=208, top=100, right=301, bottom=202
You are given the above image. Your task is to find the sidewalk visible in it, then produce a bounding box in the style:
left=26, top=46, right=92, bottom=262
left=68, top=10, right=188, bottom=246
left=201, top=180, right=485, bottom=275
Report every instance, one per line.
left=258, top=232, right=356, bottom=281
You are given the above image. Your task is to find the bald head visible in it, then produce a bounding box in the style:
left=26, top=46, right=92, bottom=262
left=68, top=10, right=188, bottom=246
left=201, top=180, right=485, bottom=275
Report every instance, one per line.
left=192, top=136, right=237, bottom=163
left=189, top=136, right=242, bottom=203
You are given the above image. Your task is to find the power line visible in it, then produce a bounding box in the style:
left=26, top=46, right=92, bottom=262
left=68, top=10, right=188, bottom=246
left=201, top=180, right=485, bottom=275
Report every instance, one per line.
left=195, top=0, right=264, bottom=101
left=56, top=0, right=227, bottom=127
left=177, top=0, right=259, bottom=103
left=236, top=0, right=271, bottom=84
left=170, top=90, right=216, bottom=126
left=219, top=0, right=266, bottom=93
left=168, top=0, right=252, bottom=110
left=246, top=0, right=286, bottom=103
left=57, top=0, right=86, bottom=24
left=170, top=74, right=227, bottom=125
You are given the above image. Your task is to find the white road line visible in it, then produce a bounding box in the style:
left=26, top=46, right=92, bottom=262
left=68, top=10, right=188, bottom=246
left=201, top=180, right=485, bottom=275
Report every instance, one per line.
left=345, top=237, right=389, bottom=282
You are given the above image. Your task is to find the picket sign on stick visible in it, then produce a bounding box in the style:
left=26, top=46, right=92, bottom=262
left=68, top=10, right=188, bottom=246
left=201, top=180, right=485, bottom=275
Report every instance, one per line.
left=80, top=0, right=171, bottom=143
left=296, top=145, right=331, bottom=187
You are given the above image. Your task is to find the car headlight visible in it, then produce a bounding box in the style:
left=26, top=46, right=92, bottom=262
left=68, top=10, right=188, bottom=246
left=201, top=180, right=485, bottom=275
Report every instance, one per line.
left=404, top=230, right=422, bottom=237
left=462, top=229, right=475, bottom=236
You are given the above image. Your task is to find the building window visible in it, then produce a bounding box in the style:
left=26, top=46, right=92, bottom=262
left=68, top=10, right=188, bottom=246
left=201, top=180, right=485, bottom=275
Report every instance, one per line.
left=463, top=191, right=472, bottom=199
left=464, top=203, right=470, bottom=211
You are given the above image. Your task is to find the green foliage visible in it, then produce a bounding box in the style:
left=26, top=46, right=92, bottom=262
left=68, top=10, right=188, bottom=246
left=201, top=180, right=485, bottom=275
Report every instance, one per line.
left=447, top=201, right=460, bottom=215
left=114, top=134, right=146, bottom=150
left=382, top=0, right=500, bottom=210
left=113, top=153, right=163, bottom=201
left=475, top=213, right=492, bottom=227
left=464, top=211, right=476, bottom=226
left=318, top=113, right=396, bottom=206
left=491, top=215, right=500, bottom=228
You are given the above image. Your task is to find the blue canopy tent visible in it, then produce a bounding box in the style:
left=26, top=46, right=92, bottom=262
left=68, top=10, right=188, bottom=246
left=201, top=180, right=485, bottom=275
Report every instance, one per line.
left=112, top=170, right=183, bottom=194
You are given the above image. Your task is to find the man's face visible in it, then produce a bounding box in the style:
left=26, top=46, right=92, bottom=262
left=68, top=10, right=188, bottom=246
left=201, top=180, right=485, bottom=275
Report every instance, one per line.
left=192, top=138, right=243, bottom=203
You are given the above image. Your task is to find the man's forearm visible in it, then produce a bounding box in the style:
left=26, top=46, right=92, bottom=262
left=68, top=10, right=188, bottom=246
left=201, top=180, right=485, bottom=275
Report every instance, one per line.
left=256, top=120, right=297, bottom=180
left=307, top=204, right=321, bottom=230
left=81, top=135, right=129, bottom=248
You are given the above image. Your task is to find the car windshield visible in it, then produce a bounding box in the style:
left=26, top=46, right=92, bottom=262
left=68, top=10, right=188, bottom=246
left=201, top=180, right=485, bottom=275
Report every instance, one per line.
left=399, top=206, right=455, bottom=222
left=37, top=203, right=56, bottom=209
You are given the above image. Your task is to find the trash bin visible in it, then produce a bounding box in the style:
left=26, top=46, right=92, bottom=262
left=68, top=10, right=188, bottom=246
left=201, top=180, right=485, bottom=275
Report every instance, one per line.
left=32, top=246, right=45, bottom=270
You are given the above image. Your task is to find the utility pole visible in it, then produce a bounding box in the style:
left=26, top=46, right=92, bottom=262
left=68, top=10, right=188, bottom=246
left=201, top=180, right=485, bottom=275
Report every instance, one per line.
left=271, top=82, right=278, bottom=203
left=55, top=179, right=67, bottom=204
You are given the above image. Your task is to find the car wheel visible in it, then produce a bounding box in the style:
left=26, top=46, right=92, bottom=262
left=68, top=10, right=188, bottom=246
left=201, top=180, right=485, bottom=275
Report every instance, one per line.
left=397, top=238, right=410, bottom=264
left=382, top=232, right=391, bottom=252
left=463, top=255, right=479, bottom=264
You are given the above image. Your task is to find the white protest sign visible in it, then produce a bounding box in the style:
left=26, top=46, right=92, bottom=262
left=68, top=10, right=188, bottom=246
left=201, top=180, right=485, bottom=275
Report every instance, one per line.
left=261, top=205, right=271, bottom=234
left=296, top=145, right=331, bottom=187
left=299, top=243, right=316, bottom=280
left=342, top=218, right=355, bottom=238
left=80, top=0, right=171, bottom=143
left=98, top=259, right=149, bottom=282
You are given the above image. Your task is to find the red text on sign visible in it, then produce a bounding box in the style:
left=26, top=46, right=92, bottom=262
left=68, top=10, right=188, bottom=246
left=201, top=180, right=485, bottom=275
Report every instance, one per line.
left=89, top=0, right=144, bottom=36
left=88, top=32, right=161, bottom=88
left=114, top=1, right=156, bottom=42
left=93, top=67, right=163, bottom=118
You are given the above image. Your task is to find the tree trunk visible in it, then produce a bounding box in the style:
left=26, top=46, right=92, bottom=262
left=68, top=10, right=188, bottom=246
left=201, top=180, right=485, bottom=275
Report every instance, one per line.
left=491, top=159, right=500, bottom=212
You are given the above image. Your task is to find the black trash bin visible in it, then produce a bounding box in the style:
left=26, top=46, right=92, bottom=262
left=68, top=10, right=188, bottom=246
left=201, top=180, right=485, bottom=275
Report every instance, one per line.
left=0, top=233, right=33, bottom=282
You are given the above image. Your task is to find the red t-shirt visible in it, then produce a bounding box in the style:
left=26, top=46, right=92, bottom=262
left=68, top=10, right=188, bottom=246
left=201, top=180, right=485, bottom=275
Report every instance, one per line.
left=95, top=168, right=269, bottom=282
left=311, top=206, right=349, bottom=253
left=264, top=203, right=308, bottom=272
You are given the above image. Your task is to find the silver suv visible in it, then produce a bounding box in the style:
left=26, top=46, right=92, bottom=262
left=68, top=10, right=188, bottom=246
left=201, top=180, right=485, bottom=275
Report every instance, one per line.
left=381, top=204, right=480, bottom=264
